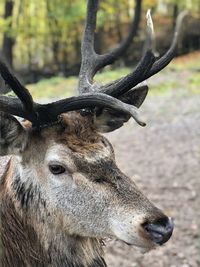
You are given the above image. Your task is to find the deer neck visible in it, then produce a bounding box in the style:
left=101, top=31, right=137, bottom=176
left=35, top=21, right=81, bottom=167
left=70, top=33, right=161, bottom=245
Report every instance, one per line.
left=0, top=160, right=107, bottom=267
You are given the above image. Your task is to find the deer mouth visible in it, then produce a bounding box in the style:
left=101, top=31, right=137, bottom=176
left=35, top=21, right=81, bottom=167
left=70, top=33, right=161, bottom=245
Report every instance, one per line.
left=110, top=216, right=174, bottom=251
left=113, top=235, right=157, bottom=253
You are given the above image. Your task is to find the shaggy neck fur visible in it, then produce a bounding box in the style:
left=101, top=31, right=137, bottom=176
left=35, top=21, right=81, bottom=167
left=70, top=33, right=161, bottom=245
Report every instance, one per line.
left=0, top=161, right=107, bottom=267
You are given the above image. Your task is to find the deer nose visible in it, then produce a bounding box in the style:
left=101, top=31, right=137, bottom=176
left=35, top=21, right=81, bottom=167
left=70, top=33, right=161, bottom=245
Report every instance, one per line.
left=143, top=217, right=174, bottom=245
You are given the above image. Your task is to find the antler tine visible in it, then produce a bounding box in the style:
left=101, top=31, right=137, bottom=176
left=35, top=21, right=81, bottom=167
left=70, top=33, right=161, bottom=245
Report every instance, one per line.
left=145, top=9, right=155, bottom=52
left=100, top=10, right=186, bottom=97
left=79, top=0, right=142, bottom=94
left=0, top=93, right=145, bottom=127
left=0, top=61, right=40, bottom=125
left=96, top=0, right=142, bottom=71
left=101, top=51, right=155, bottom=96
left=78, top=0, right=99, bottom=94
left=0, top=61, right=34, bottom=114
left=100, top=10, right=156, bottom=97
left=145, top=10, right=188, bottom=79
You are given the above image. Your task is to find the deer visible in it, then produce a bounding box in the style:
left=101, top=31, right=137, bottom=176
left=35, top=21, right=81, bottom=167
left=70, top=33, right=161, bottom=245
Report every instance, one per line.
left=0, top=0, right=186, bottom=266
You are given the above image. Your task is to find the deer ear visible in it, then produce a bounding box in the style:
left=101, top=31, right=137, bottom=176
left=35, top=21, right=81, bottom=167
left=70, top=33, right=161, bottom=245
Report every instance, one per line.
left=94, top=85, right=148, bottom=133
left=119, top=84, right=148, bottom=108
left=0, top=112, right=28, bottom=156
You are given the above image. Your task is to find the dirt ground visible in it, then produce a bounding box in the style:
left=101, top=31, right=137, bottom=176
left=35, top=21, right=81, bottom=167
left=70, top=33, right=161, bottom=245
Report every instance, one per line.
left=0, top=80, right=199, bottom=267
left=104, top=87, right=200, bottom=267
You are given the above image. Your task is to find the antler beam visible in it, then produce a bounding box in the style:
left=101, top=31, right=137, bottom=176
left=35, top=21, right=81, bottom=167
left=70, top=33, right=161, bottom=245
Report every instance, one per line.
left=0, top=62, right=34, bottom=114
left=94, top=0, right=142, bottom=71
left=0, top=61, right=145, bottom=127
left=0, top=94, right=145, bottom=127
left=145, top=10, right=188, bottom=79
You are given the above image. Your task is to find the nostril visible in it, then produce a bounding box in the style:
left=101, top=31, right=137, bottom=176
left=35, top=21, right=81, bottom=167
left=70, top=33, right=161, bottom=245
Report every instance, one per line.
left=143, top=217, right=174, bottom=245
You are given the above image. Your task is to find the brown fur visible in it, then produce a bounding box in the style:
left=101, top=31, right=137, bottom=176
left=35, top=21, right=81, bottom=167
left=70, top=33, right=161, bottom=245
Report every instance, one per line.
left=0, top=165, right=106, bottom=267
left=0, top=193, right=106, bottom=267
left=57, top=113, right=102, bottom=152
left=0, top=195, right=48, bottom=267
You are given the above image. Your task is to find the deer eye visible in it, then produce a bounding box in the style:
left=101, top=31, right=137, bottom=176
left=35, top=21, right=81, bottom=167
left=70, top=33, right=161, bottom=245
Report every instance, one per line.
left=49, top=164, right=66, bottom=175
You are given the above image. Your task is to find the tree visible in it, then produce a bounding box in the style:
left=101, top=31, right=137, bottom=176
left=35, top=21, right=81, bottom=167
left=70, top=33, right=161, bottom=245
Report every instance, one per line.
left=2, top=0, right=15, bottom=68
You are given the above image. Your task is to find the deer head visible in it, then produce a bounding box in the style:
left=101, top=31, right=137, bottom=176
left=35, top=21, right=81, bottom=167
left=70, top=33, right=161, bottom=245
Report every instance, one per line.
left=0, top=1, right=186, bottom=266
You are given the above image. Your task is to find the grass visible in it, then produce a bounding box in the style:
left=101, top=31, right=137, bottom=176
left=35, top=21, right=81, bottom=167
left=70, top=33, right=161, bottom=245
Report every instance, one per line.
left=188, top=72, right=200, bottom=94
left=149, top=81, right=178, bottom=96
left=27, top=76, right=78, bottom=99
left=94, top=67, right=130, bottom=83
left=26, top=67, right=131, bottom=100
left=25, top=51, right=200, bottom=101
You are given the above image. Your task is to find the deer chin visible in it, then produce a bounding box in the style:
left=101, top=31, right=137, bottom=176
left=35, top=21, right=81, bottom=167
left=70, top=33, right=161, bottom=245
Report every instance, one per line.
left=110, top=219, right=158, bottom=252
left=124, top=237, right=158, bottom=253
left=114, top=234, right=157, bottom=253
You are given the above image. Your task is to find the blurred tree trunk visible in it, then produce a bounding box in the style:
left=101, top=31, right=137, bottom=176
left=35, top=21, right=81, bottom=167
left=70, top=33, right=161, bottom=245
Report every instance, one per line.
left=74, top=24, right=81, bottom=64
left=46, top=0, right=60, bottom=71
left=2, top=0, right=15, bottom=68
left=60, top=47, right=69, bottom=76
left=172, top=3, right=178, bottom=30
left=114, top=2, right=123, bottom=43
left=94, top=27, right=104, bottom=55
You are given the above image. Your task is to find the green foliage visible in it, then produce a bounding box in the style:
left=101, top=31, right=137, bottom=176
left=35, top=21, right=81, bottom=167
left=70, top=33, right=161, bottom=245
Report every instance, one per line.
left=164, top=0, right=199, bottom=12
left=0, top=0, right=199, bottom=71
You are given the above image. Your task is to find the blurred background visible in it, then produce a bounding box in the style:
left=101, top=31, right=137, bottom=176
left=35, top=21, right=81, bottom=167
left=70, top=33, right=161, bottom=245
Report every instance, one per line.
left=0, top=0, right=199, bottom=87
left=0, top=0, right=200, bottom=266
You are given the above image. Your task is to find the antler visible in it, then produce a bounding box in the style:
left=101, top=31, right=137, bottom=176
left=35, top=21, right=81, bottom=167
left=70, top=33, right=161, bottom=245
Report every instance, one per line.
left=0, top=63, right=145, bottom=127
left=79, top=0, right=142, bottom=94
left=79, top=1, right=186, bottom=98
left=0, top=1, right=186, bottom=129
left=99, top=10, right=187, bottom=97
